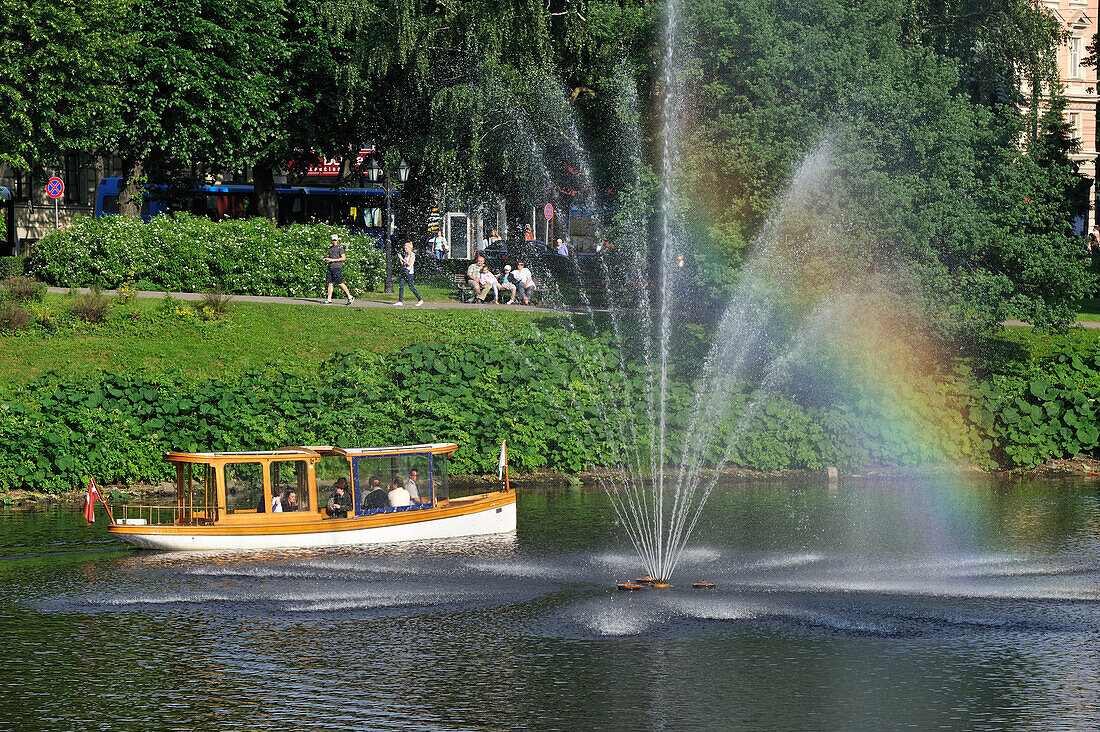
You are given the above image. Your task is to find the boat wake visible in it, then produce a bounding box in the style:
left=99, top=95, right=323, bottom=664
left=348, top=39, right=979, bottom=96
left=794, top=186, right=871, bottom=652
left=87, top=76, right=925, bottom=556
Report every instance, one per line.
left=40, top=545, right=1099, bottom=640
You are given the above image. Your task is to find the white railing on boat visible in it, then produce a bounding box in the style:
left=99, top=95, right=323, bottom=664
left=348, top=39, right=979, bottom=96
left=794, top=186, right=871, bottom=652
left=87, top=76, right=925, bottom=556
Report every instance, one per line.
left=111, top=504, right=215, bottom=526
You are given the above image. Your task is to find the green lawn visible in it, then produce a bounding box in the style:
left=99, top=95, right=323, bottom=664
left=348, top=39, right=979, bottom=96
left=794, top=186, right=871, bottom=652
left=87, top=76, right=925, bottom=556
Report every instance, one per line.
left=1078, top=298, right=1100, bottom=322
left=0, top=293, right=558, bottom=388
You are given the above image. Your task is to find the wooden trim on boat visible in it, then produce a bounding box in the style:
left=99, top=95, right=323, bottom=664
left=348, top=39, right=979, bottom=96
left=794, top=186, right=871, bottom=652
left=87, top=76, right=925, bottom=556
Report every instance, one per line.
left=108, top=490, right=515, bottom=538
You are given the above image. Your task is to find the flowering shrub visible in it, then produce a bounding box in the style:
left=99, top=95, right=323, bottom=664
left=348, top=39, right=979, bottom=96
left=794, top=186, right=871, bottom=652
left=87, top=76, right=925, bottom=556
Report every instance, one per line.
left=25, top=214, right=384, bottom=297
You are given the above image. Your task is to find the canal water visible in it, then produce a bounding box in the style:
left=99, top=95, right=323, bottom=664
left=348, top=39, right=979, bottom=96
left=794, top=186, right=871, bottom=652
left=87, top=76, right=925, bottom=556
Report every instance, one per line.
left=2, top=476, right=1099, bottom=730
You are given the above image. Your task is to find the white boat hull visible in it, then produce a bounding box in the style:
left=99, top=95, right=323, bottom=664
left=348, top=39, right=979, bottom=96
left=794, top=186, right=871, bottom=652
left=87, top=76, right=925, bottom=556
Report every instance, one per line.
left=113, top=502, right=516, bottom=552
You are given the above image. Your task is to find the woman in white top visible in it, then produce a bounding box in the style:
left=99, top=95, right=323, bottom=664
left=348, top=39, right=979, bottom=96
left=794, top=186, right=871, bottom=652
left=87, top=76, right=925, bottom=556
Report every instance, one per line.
left=513, top=260, right=535, bottom=304
left=395, top=241, right=424, bottom=306
left=388, top=477, right=412, bottom=507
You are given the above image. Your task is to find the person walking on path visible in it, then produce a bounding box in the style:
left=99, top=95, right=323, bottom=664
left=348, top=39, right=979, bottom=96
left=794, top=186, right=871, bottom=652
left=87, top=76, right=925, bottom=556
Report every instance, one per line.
left=556, top=238, right=569, bottom=257
left=395, top=241, right=424, bottom=307
left=324, top=234, right=354, bottom=305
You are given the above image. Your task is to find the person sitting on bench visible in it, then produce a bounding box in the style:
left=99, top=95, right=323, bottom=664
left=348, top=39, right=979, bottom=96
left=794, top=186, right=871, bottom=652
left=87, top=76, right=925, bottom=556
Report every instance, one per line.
left=513, top=260, right=535, bottom=305
left=498, top=265, right=518, bottom=305
left=465, top=254, right=493, bottom=302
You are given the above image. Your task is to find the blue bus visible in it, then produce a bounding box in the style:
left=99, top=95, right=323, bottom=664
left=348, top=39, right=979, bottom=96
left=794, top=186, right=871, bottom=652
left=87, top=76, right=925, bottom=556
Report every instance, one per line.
left=95, top=177, right=395, bottom=237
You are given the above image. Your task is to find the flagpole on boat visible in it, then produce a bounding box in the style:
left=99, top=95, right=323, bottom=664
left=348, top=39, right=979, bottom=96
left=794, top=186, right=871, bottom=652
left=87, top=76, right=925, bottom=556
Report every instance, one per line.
left=499, top=440, right=510, bottom=493
left=85, top=476, right=115, bottom=524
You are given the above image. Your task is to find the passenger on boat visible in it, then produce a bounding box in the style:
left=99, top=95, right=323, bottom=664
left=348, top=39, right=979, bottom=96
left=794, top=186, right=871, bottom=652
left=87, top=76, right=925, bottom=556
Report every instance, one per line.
left=271, top=489, right=285, bottom=513
left=326, top=478, right=353, bottom=518
left=404, top=470, right=423, bottom=504
left=361, top=477, right=389, bottom=511
left=388, top=477, right=412, bottom=507
left=282, top=490, right=298, bottom=512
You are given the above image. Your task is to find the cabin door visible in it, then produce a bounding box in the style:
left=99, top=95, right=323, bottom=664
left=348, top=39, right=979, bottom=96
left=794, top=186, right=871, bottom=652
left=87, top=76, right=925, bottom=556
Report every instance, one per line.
left=178, top=463, right=216, bottom=525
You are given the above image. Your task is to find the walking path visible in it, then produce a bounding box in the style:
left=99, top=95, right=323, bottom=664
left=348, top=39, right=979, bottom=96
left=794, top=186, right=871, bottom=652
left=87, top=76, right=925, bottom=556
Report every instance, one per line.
left=45, top=289, right=1100, bottom=326
left=1004, top=319, right=1100, bottom=329
left=47, top=287, right=562, bottom=312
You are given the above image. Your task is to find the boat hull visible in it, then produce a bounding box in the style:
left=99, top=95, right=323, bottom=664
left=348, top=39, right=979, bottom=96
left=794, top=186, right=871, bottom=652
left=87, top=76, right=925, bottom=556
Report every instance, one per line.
left=109, top=494, right=516, bottom=552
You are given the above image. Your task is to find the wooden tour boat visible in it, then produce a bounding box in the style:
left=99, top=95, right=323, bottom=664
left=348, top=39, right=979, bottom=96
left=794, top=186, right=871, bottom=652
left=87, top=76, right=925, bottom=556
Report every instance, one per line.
left=105, top=442, right=516, bottom=551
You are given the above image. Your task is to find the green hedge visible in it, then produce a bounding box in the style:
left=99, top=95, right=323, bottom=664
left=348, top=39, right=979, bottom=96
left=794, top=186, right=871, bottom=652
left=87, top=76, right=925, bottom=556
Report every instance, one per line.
left=24, top=214, right=385, bottom=296
left=2, top=328, right=1099, bottom=492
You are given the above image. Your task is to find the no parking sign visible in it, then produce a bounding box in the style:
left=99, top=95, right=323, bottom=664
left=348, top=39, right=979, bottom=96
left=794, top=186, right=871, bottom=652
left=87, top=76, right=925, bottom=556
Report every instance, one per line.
left=47, top=177, right=65, bottom=229
left=544, top=203, right=554, bottom=220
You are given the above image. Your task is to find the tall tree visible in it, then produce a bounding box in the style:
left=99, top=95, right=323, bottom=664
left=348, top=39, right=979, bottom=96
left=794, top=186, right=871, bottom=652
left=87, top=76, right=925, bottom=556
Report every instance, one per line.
left=0, top=0, right=132, bottom=179
left=678, top=0, right=1090, bottom=340
left=108, top=0, right=289, bottom=216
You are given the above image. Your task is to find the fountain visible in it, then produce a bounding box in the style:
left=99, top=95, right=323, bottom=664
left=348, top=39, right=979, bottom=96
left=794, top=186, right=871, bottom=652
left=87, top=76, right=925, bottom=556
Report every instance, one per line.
left=500, top=1, right=952, bottom=587
left=445, top=0, right=974, bottom=589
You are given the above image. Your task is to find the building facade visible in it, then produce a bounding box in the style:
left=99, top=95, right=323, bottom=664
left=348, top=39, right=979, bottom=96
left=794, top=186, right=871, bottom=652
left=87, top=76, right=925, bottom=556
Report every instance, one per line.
left=0, top=156, right=106, bottom=256
left=1045, top=0, right=1098, bottom=232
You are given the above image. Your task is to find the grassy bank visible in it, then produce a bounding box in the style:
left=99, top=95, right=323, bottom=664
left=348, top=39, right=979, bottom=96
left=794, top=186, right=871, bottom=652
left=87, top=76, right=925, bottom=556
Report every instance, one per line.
left=2, top=288, right=1100, bottom=494
left=0, top=293, right=556, bottom=388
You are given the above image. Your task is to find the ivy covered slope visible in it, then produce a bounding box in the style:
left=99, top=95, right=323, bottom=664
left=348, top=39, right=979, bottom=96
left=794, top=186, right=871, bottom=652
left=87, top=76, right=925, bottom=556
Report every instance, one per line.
left=2, top=327, right=1099, bottom=494
left=25, top=215, right=384, bottom=297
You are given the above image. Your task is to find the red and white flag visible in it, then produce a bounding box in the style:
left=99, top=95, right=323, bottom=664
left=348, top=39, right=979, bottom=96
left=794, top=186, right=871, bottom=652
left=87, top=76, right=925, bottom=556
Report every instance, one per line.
left=83, top=477, right=101, bottom=525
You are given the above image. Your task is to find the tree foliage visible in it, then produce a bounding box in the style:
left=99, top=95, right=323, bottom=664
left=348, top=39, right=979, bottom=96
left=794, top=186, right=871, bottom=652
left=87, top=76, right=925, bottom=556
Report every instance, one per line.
left=0, top=0, right=132, bottom=175
left=678, top=0, right=1092, bottom=341
left=3, top=0, right=1092, bottom=343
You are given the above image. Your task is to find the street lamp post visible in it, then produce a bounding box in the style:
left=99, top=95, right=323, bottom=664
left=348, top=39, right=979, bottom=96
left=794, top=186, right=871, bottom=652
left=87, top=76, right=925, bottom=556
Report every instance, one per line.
left=369, top=157, right=411, bottom=294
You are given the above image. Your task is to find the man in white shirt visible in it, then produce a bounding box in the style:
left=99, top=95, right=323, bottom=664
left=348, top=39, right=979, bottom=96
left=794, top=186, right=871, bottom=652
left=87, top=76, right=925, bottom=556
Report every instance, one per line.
left=466, top=253, right=493, bottom=302
left=404, top=469, right=424, bottom=504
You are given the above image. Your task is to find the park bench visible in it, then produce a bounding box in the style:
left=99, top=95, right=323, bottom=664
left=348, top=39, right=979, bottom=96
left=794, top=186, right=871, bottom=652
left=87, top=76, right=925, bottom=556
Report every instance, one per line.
left=454, top=272, right=544, bottom=304
left=454, top=273, right=476, bottom=303
left=564, top=271, right=613, bottom=307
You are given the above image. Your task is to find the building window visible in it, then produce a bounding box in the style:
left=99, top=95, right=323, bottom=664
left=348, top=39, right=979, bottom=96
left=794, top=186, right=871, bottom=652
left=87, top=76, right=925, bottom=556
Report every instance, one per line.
left=63, top=154, right=84, bottom=206
left=14, top=170, right=30, bottom=201
left=1069, top=112, right=1082, bottom=142
left=1070, top=37, right=1083, bottom=80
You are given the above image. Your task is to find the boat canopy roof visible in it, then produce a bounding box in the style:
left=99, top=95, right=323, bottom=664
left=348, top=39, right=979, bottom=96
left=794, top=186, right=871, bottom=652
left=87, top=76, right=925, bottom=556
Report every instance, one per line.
left=164, top=443, right=458, bottom=464
left=164, top=448, right=318, bottom=464
left=330, top=443, right=458, bottom=458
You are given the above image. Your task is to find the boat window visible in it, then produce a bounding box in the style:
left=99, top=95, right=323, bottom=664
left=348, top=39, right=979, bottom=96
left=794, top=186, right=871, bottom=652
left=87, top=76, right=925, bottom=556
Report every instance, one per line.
left=270, top=460, right=310, bottom=512
left=180, top=462, right=215, bottom=523
left=316, top=455, right=351, bottom=508
left=352, top=454, right=433, bottom=514
left=225, top=462, right=265, bottom=513
left=432, top=455, right=449, bottom=502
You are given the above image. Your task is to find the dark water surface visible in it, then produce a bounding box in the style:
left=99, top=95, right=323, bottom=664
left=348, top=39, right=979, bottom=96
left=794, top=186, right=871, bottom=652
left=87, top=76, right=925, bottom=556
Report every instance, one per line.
left=2, top=477, right=1099, bottom=731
